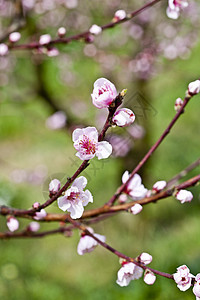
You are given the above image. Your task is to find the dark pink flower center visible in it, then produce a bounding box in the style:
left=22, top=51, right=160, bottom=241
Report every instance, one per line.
left=80, top=135, right=96, bottom=155
left=68, top=191, right=80, bottom=202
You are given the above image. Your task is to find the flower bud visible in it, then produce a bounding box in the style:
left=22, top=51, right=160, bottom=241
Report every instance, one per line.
left=33, top=202, right=40, bottom=209
left=91, top=78, right=118, bottom=109
left=138, top=252, right=152, bottom=265
left=39, top=34, right=51, bottom=45
left=176, top=189, right=193, bottom=204
left=0, top=43, right=9, bottom=56
left=174, top=98, right=183, bottom=112
left=113, top=108, right=135, bottom=127
left=89, top=24, right=102, bottom=35
left=9, top=32, right=21, bottom=43
left=188, top=80, right=200, bottom=95
left=114, top=10, right=127, bottom=21
left=130, top=203, right=143, bottom=215
left=47, top=48, right=59, bottom=57
left=57, top=27, right=66, bottom=37
left=49, top=179, right=61, bottom=194
left=144, top=270, right=156, bottom=285
left=34, top=209, right=47, bottom=220
left=118, top=194, right=128, bottom=204
left=152, top=180, right=167, bottom=192
left=28, top=222, right=40, bottom=232
left=7, top=217, right=19, bottom=232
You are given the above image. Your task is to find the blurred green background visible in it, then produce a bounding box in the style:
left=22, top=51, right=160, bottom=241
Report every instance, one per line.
left=0, top=0, right=200, bottom=299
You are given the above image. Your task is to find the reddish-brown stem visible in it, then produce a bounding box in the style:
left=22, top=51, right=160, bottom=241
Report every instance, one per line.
left=1, top=174, right=199, bottom=222
left=105, top=96, right=192, bottom=207
left=68, top=218, right=173, bottom=279
left=166, top=157, right=200, bottom=188
left=8, top=0, right=161, bottom=51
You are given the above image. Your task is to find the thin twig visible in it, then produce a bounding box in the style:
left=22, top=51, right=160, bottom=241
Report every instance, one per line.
left=105, top=95, right=192, bottom=207
left=7, top=0, right=162, bottom=51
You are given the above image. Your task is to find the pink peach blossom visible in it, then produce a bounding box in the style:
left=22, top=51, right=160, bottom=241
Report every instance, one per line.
left=57, top=176, right=93, bottom=219
left=173, top=265, right=194, bottom=291
left=73, top=127, right=112, bottom=160
left=113, top=108, right=135, bottom=127
left=91, top=78, right=118, bottom=109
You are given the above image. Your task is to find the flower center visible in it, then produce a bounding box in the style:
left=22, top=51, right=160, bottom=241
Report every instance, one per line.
left=98, top=87, right=107, bottom=96
left=68, top=191, right=80, bottom=202
left=80, top=135, right=96, bottom=155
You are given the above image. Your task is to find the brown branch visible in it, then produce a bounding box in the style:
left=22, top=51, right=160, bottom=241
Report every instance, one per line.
left=7, top=0, right=162, bottom=51
left=105, top=94, right=193, bottom=207
left=1, top=174, right=199, bottom=223
left=166, top=157, right=200, bottom=188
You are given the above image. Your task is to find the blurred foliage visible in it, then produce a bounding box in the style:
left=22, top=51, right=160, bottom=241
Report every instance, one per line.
left=0, top=0, right=200, bottom=299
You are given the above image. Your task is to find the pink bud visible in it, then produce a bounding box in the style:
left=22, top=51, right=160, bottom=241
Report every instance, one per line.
left=139, top=252, right=152, bottom=265
left=130, top=203, right=143, bottom=215
left=0, top=43, right=9, bottom=56
left=47, top=48, right=59, bottom=57
left=91, top=78, right=118, bottom=109
left=49, top=179, right=61, bottom=194
left=152, top=180, right=167, bottom=192
left=113, top=108, right=135, bottom=127
left=144, top=271, right=156, bottom=285
left=114, top=10, right=127, bottom=21
left=176, top=189, right=193, bottom=204
left=7, top=217, right=19, bottom=232
left=34, top=209, right=47, bottom=220
left=9, top=32, right=21, bottom=43
left=57, top=27, right=66, bottom=37
left=39, top=34, right=51, bottom=45
left=188, top=80, right=200, bottom=95
left=33, top=202, right=40, bottom=209
left=89, top=24, right=102, bottom=35
left=174, top=98, right=183, bottom=112
left=28, top=222, right=40, bottom=232
left=118, top=194, right=128, bottom=204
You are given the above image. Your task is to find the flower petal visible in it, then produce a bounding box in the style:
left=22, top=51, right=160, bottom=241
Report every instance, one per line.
left=72, top=176, right=87, bottom=190
left=96, top=141, right=112, bottom=159
left=57, top=196, right=71, bottom=211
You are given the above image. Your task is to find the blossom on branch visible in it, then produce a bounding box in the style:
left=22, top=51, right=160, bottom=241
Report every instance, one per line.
left=173, top=265, right=194, bottom=291
left=122, top=171, right=148, bottom=200
left=113, top=108, right=135, bottom=127
left=188, top=80, right=200, bottom=95
left=175, top=189, right=193, bottom=203
left=9, top=32, right=21, bottom=43
left=77, top=228, right=106, bottom=255
left=193, top=274, right=200, bottom=299
left=73, top=127, right=112, bottom=160
left=0, top=43, right=9, bottom=56
left=130, top=203, right=143, bottom=215
left=144, top=270, right=156, bottom=285
left=116, top=261, right=143, bottom=287
left=89, top=25, right=102, bottom=35
left=91, top=78, right=118, bottom=109
left=49, top=179, right=61, bottom=194
left=57, top=27, right=66, bottom=37
left=57, top=176, right=93, bottom=219
left=34, top=209, right=47, bottom=220
left=113, top=10, right=127, bottom=21
left=39, top=34, right=51, bottom=45
left=152, top=180, right=167, bottom=192
left=7, top=217, right=19, bottom=232
left=138, top=252, right=153, bottom=265
left=166, top=0, right=188, bottom=19
left=174, top=98, right=183, bottom=112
